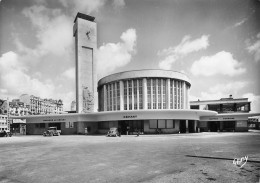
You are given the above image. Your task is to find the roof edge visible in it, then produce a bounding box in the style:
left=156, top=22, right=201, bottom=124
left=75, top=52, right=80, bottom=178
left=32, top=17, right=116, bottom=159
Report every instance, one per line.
left=74, top=12, right=95, bottom=23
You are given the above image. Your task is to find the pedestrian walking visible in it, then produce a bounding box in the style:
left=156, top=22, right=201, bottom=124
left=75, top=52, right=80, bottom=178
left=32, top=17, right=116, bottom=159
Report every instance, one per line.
left=137, top=129, right=140, bottom=137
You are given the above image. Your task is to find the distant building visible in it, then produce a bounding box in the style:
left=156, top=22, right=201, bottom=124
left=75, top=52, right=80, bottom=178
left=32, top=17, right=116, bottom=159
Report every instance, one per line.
left=0, top=99, right=6, bottom=114
left=0, top=115, right=9, bottom=132
left=0, top=99, right=30, bottom=116
left=1, top=97, right=64, bottom=116
left=9, top=99, right=30, bottom=116
left=190, top=95, right=252, bottom=132
left=19, top=94, right=63, bottom=115
left=0, top=95, right=63, bottom=134
left=0, top=99, right=25, bottom=133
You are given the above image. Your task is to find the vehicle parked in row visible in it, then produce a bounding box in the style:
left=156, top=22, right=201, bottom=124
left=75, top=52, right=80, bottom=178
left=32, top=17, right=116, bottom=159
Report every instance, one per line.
left=43, top=127, right=61, bottom=136
left=107, top=127, right=119, bottom=137
left=0, top=130, right=12, bottom=137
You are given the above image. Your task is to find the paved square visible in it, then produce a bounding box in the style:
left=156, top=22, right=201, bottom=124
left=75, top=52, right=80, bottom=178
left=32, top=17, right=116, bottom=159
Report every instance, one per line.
left=0, top=132, right=260, bottom=183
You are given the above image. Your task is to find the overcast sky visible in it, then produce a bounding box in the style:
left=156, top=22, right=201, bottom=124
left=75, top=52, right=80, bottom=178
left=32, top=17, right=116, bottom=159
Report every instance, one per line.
left=0, top=0, right=259, bottom=112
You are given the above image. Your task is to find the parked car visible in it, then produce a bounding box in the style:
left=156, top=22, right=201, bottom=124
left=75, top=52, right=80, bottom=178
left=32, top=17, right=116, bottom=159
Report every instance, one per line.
left=0, top=131, right=12, bottom=137
left=107, top=127, right=119, bottom=137
left=43, top=127, right=61, bottom=136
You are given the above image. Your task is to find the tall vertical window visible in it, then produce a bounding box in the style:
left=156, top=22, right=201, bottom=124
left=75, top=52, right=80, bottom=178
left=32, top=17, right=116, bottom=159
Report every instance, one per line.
left=180, top=82, right=183, bottom=109
left=177, top=81, right=180, bottom=109
left=163, top=79, right=166, bottom=109
left=139, top=79, right=143, bottom=109
left=134, top=80, right=137, bottom=110
left=128, top=80, right=132, bottom=110
left=124, top=81, right=127, bottom=110
left=170, top=80, right=173, bottom=109
left=152, top=79, right=156, bottom=109
left=158, top=79, right=161, bottom=109
left=113, top=83, right=116, bottom=110
left=147, top=79, right=151, bottom=109
left=106, top=84, right=110, bottom=111
left=174, top=80, right=177, bottom=109
left=110, top=84, right=113, bottom=111
left=116, top=82, right=120, bottom=110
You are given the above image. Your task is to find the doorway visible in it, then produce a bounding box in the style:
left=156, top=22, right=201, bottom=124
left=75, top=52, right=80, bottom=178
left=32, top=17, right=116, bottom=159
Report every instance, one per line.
left=179, top=120, right=186, bottom=133
left=119, top=121, right=128, bottom=135
left=223, top=121, right=235, bottom=132
left=188, top=120, right=195, bottom=133
left=208, top=122, right=220, bottom=132
left=118, top=120, right=144, bottom=135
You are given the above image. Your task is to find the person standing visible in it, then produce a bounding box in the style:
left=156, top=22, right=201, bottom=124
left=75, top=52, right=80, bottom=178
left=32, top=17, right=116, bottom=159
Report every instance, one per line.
left=118, top=127, right=121, bottom=137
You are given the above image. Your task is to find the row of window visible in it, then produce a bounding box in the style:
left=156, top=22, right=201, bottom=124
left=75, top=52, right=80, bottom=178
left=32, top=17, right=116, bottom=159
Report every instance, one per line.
left=147, top=79, right=169, bottom=109
left=98, top=121, right=144, bottom=130
left=97, top=120, right=176, bottom=130
left=124, top=80, right=143, bottom=110
left=106, top=82, right=120, bottom=111
left=191, top=103, right=251, bottom=113
left=101, top=78, right=188, bottom=111
left=149, top=119, right=176, bottom=129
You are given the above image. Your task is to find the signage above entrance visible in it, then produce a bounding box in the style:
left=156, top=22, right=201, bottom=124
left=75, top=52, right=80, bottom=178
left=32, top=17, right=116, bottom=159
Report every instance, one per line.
left=201, top=114, right=252, bottom=121
left=123, top=115, right=137, bottom=119
left=43, top=119, right=66, bottom=122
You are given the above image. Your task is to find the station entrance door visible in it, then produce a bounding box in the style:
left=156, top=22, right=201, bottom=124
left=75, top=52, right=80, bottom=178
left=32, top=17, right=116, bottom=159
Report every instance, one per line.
left=208, top=121, right=219, bottom=132
left=118, top=120, right=144, bottom=135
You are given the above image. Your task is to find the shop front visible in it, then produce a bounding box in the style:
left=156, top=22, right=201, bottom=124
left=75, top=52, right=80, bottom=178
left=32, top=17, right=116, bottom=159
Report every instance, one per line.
left=11, top=119, right=26, bottom=135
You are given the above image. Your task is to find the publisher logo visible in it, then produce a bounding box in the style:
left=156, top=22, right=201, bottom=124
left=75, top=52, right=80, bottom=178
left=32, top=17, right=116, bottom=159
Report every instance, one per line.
left=233, top=156, right=248, bottom=168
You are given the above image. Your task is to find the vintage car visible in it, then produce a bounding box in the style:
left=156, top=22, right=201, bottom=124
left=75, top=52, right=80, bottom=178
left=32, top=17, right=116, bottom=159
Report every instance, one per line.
left=107, top=127, right=119, bottom=137
left=43, top=127, right=61, bottom=136
left=0, top=131, right=12, bottom=137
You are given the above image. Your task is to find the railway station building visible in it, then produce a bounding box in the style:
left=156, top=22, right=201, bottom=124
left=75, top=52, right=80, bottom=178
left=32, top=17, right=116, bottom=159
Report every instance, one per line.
left=12, top=13, right=260, bottom=135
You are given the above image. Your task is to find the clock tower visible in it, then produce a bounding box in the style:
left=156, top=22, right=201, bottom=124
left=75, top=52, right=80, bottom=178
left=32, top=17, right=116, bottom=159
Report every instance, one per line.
left=73, top=13, right=97, bottom=113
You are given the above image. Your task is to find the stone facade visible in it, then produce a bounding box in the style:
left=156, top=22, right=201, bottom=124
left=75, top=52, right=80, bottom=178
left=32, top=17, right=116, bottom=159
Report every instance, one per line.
left=73, top=13, right=97, bottom=113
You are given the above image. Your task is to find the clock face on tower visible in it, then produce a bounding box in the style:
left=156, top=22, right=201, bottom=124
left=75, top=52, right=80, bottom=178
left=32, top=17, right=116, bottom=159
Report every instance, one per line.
left=86, top=27, right=95, bottom=40
left=86, top=31, right=91, bottom=40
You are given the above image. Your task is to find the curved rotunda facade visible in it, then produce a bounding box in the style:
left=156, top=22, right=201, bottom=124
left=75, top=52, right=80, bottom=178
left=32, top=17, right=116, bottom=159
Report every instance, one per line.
left=98, top=70, right=191, bottom=112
